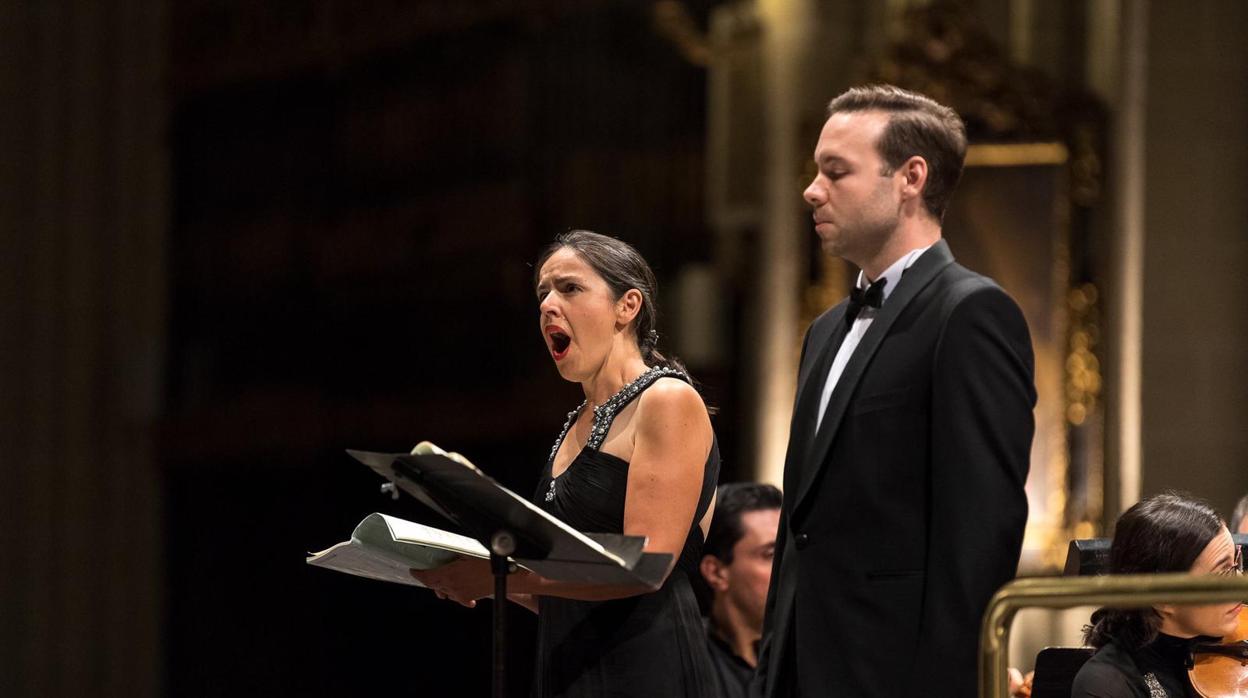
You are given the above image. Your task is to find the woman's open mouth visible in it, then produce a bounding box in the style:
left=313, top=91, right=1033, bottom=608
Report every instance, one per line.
left=547, top=327, right=571, bottom=360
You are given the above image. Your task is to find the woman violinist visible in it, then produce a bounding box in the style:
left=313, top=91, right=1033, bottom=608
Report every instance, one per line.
left=1072, top=492, right=1245, bottom=698
left=412, top=231, right=720, bottom=697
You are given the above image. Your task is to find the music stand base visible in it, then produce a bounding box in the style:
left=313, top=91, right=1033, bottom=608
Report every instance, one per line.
left=490, top=531, right=516, bottom=698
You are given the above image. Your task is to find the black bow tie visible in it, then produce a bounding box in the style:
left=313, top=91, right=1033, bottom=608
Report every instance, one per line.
left=845, top=278, right=887, bottom=327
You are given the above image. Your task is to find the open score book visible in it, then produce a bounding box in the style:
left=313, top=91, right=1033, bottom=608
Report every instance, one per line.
left=307, top=441, right=670, bottom=590
left=307, top=511, right=492, bottom=588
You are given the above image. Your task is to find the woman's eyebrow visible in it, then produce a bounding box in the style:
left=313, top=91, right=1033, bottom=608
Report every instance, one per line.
left=536, top=274, right=583, bottom=292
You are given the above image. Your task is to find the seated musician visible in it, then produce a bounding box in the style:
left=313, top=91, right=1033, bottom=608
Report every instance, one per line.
left=697, top=482, right=782, bottom=698
left=1071, top=492, right=1244, bottom=698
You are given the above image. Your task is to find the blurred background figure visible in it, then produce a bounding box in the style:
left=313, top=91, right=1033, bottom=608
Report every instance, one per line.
left=1007, top=667, right=1034, bottom=698
left=1231, top=494, right=1248, bottom=535
left=697, top=482, right=782, bottom=698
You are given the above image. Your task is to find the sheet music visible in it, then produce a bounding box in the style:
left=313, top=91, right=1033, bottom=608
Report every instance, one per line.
left=369, top=513, right=489, bottom=558
left=308, top=513, right=485, bottom=587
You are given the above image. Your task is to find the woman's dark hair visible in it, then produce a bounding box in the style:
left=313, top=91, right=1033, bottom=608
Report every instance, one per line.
left=1083, top=492, right=1224, bottom=650
left=534, top=230, right=688, bottom=375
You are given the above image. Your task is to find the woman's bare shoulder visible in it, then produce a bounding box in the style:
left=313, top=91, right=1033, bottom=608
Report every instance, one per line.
left=637, top=375, right=705, bottom=417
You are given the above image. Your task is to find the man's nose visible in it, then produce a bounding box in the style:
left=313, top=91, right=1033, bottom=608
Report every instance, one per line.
left=803, top=180, right=824, bottom=207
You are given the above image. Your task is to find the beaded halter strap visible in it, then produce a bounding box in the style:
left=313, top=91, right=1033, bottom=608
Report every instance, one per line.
left=544, top=365, right=689, bottom=502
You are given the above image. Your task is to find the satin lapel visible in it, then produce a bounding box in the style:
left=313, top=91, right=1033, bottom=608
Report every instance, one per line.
left=792, top=240, right=956, bottom=515
left=785, top=308, right=850, bottom=492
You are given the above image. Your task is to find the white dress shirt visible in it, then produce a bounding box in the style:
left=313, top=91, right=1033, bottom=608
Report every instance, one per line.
left=814, top=245, right=933, bottom=433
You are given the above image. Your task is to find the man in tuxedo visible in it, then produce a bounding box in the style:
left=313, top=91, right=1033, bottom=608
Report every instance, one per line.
left=753, top=85, right=1036, bottom=697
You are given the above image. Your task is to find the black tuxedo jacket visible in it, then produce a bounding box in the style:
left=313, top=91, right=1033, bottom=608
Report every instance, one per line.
left=754, top=240, right=1036, bottom=698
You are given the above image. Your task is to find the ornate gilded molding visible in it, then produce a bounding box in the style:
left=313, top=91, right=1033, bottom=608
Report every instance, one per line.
left=843, top=0, right=1110, bottom=571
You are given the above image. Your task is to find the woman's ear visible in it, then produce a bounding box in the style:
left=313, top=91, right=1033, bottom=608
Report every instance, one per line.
left=616, top=288, right=643, bottom=328
left=1154, top=603, right=1176, bottom=621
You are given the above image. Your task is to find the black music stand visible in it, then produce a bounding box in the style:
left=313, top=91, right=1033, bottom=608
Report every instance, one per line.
left=347, top=449, right=671, bottom=698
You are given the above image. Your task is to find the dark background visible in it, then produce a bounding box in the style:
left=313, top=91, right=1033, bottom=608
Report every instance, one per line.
left=4, top=1, right=1247, bottom=697
left=162, top=3, right=739, bottom=695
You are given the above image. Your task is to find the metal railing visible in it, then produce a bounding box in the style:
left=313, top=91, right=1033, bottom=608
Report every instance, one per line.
left=979, top=573, right=1248, bottom=698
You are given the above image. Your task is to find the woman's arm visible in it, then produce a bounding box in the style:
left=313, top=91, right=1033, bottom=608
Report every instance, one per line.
left=522, top=377, right=712, bottom=598
left=507, top=592, right=538, bottom=614
left=412, top=378, right=713, bottom=605
left=619, top=378, right=713, bottom=577
left=411, top=556, right=659, bottom=605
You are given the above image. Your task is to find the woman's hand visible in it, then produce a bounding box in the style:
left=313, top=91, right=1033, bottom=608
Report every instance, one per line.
left=410, top=558, right=494, bottom=608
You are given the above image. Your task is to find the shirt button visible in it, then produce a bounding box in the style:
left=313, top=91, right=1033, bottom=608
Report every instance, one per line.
left=795, top=533, right=810, bottom=549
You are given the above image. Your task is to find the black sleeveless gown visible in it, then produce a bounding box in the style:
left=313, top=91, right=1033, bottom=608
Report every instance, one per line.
left=531, top=367, right=720, bottom=698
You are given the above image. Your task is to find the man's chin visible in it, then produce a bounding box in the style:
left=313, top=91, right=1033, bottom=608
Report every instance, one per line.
left=817, top=235, right=844, bottom=257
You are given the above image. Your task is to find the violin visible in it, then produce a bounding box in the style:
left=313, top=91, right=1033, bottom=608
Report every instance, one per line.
left=1189, top=606, right=1248, bottom=698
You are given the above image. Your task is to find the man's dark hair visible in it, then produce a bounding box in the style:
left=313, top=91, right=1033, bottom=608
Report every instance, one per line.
left=827, top=84, right=967, bottom=221
left=1082, top=492, right=1224, bottom=650
left=704, top=482, right=783, bottom=565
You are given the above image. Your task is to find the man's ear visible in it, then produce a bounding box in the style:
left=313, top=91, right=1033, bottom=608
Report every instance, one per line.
left=898, top=155, right=928, bottom=203
left=1154, top=603, right=1175, bottom=621
left=700, top=555, right=730, bottom=593
left=616, top=288, right=643, bottom=328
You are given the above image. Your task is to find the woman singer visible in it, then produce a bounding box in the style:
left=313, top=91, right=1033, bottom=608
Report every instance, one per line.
left=413, top=230, right=720, bottom=698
